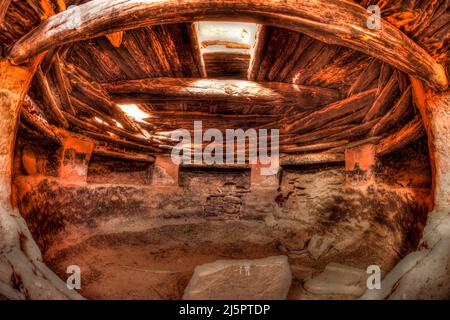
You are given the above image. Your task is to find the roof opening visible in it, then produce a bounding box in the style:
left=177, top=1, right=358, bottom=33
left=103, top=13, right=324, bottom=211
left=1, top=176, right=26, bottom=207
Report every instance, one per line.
left=196, top=22, right=257, bottom=54
left=117, top=104, right=149, bottom=123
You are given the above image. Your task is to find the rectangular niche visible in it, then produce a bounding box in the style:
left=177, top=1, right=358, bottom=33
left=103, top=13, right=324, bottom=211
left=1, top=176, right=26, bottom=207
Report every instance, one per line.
left=179, top=165, right=251, bottom=190
left=87, top=155, right=153, bottom=185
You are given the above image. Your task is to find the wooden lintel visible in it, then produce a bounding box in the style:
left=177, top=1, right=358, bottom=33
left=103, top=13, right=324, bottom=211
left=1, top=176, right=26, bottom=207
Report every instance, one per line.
left=280, top=152, right=344, bottom=166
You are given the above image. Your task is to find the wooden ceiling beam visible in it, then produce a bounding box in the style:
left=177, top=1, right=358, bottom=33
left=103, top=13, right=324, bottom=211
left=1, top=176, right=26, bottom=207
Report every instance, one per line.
left=280, top=152, right=344, bottom=166
left=376, top=115, right=424, bottom=156
left=66, top=115, right=161, bottom=153
left=102, top=77, right=341, bottom=110
left=0, top=0, right=12, bottom=25
left=7, top=0, right=448, bottom=90
left=34, top=68, right=69, bottom=129
left=187, top=23, right=207, bottom=78
left=50, top=53, right=76, bottom=115
left=143, top=111, right=279, bottom=121
left=282, top=88, right=377, bottom=134
left=20, top=108, right=62, bottom=145
left=64, top=62, right=142, bottom=133
left=370, top=86, right=412, bottom=136
left=247, top=25, right=267, bottom=81
left=93, top=146, right=155, bottom=163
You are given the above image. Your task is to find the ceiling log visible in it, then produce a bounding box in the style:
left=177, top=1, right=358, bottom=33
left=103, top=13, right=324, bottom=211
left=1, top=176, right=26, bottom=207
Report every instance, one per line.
left=93, top=146, right=155, bottom=163
left=281, top=140, right=349, bottom=153
left=63, top=111, right=164, bottom=147
left=69, top=96, right=116, bottom=126
left=40, top=46, right=61, bottom=75
left=20, top=108, right=62, bottom=145
left=187, top=23, right=207, bottom=78
left=325, top=118, right=379, bottom=142
left=370, top=86, right=412, bottom=136
left=280, top=152, right=344, bottom=166
left=347, top=58, right=381, bottom=96
left=376, top=115, right=424, bottom=156
left=283, top=88, right=377, bottom=134
left=50, top=54, right=76, bottom=115
left=364, top=73, right=400, bottom=122
left=290, top=45, right=338, bottom=85
left=144, top=111, right=279, bottom=121
left=377, top=63, right=394, bottom=96
left=275, top=35, right=314, bottom=83
left=64, top=63, right=142, bottom=133
left=0, top=0, right=11, bottom=25
left=328, top=136, right=381, bottom=153
left=34, top=68, right=69, bottom=129
left=102, top=77, right=341, bottom=111
left=320, top=107, right=369, bottom=130
left=66, top=114, right=161, bottom=153
left=266, top=30, right=302, bottom=82
left=281, top=124, right=353, bottom=145
left=7, top=0, right=448, bottom=90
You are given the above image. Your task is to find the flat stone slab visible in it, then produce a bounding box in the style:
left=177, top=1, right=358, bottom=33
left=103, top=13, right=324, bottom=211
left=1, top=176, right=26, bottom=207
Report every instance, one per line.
left=304, top=263, right=367, bottom=297
left=183, top=256, right=292, bottom=300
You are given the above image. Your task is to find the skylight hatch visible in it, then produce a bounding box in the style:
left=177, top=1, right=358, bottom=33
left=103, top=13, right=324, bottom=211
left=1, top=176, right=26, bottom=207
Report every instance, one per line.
left=196, top=22, right=257, bottom=54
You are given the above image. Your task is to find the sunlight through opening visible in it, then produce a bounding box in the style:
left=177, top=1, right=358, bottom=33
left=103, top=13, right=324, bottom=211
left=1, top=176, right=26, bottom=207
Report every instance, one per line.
left=117, top=104, right=150, bottom=123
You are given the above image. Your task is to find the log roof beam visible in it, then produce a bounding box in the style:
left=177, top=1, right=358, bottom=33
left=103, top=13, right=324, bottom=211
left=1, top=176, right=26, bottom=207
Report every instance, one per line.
left=102, top=77, right=341, bottom=111
left=7, top=0, right=448, bottom=90
left=0, top=0, right=12, bottom=25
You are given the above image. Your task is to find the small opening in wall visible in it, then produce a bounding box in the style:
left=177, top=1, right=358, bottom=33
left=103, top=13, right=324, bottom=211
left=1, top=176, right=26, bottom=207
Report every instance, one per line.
left=179, top=165, right=251, bottom=189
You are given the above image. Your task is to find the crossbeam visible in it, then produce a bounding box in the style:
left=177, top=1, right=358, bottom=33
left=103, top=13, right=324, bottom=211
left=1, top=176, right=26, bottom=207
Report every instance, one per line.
left=102, top=77, right=340, bottom=111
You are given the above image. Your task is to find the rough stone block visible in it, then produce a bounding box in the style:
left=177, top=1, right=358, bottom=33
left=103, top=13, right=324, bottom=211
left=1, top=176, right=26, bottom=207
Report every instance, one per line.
left=388, top=239, right=450, bottom=300
left=183, top=256, right=292, bottom=300
left=152, top=155, right=180, bottom=187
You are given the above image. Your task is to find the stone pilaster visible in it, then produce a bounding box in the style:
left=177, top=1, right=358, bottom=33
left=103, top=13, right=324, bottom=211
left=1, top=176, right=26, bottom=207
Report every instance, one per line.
left=344, top=143, right=376, bottom=184
left=152, top=155, right=180, bottom=189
